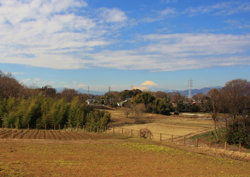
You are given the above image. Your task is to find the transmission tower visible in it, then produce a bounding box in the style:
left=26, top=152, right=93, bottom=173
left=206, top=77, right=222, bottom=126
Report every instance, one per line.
left=189, top=78, right=193, bottom=99
left=88, top=86, right=89, bottom=97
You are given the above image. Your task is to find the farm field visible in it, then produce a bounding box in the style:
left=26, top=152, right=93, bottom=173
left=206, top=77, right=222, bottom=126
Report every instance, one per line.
left=0, top=138, right=250, bottom=176
left=0, top=129, right=119, bottom=141
left=106, top=108, right=220, bottom=141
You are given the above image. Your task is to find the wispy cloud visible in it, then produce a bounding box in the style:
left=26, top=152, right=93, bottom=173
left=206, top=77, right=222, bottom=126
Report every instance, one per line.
left=22, top=78, right=30, bottom=84
left=142, top=7, right=177, bottom=22
left=33, top=78, right=41, bottom=83
left=183, top=1, right=250, bottom=16
left=12, top=72, right=25, bottom=75
left=161, top=0, right=177, bottom=3
left=84, top=33, right=250, bottom=71
left=0, top=0, right=127, bottom=68
left=77, top=84, right=86, bottom=88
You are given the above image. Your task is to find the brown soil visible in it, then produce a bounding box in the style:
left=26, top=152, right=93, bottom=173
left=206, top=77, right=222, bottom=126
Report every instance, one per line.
left=0, top=138, right=249, bottom=177
left=0, top=129, right=123, bottom=141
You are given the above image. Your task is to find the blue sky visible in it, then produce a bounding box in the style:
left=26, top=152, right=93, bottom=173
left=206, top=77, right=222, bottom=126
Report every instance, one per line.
left=0, top=0, right=250, bottom=92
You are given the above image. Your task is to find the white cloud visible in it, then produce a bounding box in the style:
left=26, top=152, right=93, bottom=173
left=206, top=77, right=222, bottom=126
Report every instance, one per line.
left=22, top=78, right=30, bottom=83
left=183, top=2, right=250, bottom=16
left=161, top=0, right=177, bottom=3
left=73, top=81, right=77, bottom=84
left=0, top=0, right=250, bottom=73
left=12, top=72, right=25, bottom=75
left=61, top=82, right=66, bottom=84
left=99, top=8, right=128, bottom=23
left=49, top=81, right=54, bottom=84
left=159, top=7, right=177, bottom=16
left=0, top=0, right=123, bottom=68
left=84, top=33, right=250, bottom=71
left=77, top=84, right=86, bottom=88
left=133, top=86, right=148, bottom=91
left=142, top=7, right=177, bottom=22
left=33, top=78, right=41, bottom=83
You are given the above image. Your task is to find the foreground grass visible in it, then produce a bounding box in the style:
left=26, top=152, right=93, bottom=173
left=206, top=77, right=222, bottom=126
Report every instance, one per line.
left=0, top=139, right=250, bottom=176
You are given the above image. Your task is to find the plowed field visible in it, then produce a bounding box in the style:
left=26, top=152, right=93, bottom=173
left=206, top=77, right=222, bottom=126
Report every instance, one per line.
left=0, top=129, right=117, bottom=141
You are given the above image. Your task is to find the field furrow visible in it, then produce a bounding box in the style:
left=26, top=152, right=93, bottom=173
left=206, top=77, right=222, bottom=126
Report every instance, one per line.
left=64, top=131, right=77, bottom=140
left=15, top=130, right=29, bottom=139
left=51, top=131, right=61, bottom=140
left=0, top=130, right=17, bottom=139
left=59, top=131, right=73, bottom=140
left=12, top=130, right=24, bottom=138
left=56, top=131, right=67, bottom=140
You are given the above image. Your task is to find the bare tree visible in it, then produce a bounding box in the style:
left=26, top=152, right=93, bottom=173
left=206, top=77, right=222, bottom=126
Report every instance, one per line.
left=123, top=107, right=131, bottom=118
left=60, top=88, right=79, bottom=102
left=221, top=79, right=250, bottom=123
left=0, top=71, right=23, bottom=99
left=207, top=89, right=221, bottom=139
left=133, top=103, right=146, bottom=118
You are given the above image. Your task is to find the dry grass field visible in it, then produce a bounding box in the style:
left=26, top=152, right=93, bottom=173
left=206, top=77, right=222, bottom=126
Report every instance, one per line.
left=1, top=137, right=250, bottom=177
left=107, top=108, right=220, bottom=141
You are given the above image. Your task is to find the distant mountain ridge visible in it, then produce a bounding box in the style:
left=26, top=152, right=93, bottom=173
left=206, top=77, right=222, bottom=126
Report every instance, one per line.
left=165, top=86, right=222, bottom=96
left=55, top=87, right=105, bottom=95
left=56, top=86, right=222, bottom=96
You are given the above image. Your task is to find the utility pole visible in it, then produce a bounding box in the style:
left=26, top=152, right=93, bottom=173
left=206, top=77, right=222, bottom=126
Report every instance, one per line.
left=189, top=78, right=193, bottom=99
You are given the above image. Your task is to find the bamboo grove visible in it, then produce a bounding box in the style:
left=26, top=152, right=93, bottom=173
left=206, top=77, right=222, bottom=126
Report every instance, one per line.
left=0, top=94, right=111, bottom=131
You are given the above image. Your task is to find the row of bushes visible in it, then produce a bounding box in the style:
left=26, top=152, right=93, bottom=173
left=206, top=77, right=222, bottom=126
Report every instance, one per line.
left=0, top=94, right=110, bottom=131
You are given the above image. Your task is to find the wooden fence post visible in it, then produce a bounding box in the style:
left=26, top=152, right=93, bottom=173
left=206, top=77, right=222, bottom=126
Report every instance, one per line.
left=28, top=124, right=29, bottom=130
left=2, top=123, right=3, bottom=129
left=160, top=133, right=162, bottom=142
left=224, top=142, right=227, bottom=150
left=36, top=124, right=37, bottom=130
left=54, top=124, right=55, bottom=130
left=59, top=124, right=60, bottom=130
left=83, top=126, right=85, bottom=132
left=239, top=143, right=241, bottom=153
left=196, top=138, right=198, bottom=147
left=90, top=127, right=92, bottom=132
left=10, top=123, right=12, bottom=129
left=209, top=140, right=211, bottom=148
left=45, top=124, right=46, bottom=130
left=64, top=124, right=66, bottom=130
left=97, top=127, right=99, bottom=133
left=184, top=136, right=185, bottom=146
left=171, top=135, right=173, bottom=143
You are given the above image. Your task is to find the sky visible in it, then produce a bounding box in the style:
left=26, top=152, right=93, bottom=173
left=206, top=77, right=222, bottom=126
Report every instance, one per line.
left=0, top=0, right=250, bottom=93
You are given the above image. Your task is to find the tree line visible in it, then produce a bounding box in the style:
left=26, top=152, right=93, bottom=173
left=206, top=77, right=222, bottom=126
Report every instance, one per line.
left=0, top=71, right=110, bottom=130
